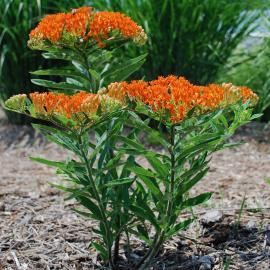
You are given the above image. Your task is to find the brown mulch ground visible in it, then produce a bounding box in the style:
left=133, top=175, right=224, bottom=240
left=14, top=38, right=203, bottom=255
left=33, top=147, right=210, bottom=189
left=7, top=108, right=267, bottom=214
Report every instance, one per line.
left=0, top=110, right=270, bottom=270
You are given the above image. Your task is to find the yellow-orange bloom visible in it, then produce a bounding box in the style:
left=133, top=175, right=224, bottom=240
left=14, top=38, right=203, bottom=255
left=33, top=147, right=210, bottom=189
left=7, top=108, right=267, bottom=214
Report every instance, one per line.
left=88, top=11, right=146, bottom=47
left=27, top=91, right=123, bottom=122
left=104, top=76, right=258, bottom=123
left=28, top=6, right=147, bottom=49
left=29, top=92, right=97, bottom=118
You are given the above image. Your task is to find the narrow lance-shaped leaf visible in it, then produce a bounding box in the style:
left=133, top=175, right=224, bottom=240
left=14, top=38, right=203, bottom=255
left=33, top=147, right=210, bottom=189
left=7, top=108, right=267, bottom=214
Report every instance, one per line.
left=166, top=218, right=194, bottom=238
left=182, top=192, right=212, bottom=209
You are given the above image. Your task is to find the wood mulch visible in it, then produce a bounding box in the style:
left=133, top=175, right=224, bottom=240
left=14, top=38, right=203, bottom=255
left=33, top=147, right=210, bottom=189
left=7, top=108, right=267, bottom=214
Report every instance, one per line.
left=0, top=111, right=270, bottom=269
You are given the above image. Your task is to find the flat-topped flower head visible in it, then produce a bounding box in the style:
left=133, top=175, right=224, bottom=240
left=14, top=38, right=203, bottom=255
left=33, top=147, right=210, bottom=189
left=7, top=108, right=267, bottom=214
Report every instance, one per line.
left=5, top=91, right=123, bottom=128
left=29, top=92, right=91, bottom=118
left=104, top=76, right=258, bottom=123
left=28, top=6, right=147, bottom=50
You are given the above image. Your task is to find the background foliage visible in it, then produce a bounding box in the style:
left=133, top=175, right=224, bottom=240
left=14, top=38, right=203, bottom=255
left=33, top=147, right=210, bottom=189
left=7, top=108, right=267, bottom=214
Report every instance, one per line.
left=90, top=0, right=264, bottom=84
left=218, top=14, right=270, bottom=121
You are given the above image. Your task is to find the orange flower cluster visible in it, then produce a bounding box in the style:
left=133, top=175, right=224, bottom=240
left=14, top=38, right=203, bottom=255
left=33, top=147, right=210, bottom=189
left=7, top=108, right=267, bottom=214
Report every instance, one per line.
left=29, top=13, right=67, bottom=43
left=27, top=91, right=122, bottom=123
left=29, top=92, right=98, bottom=118
left=88, top=11, right=146, bottom=47
left=5, top=78, right=257, bottom=125
left=105, top=76, right=258, bottom=123
left=28, top=6, right=147, bottom=48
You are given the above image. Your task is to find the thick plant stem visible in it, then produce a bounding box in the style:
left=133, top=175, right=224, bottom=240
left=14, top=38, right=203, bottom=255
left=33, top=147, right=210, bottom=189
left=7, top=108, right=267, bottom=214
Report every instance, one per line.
left=137, top=126, right=176, bottom=269
left=136, top=234, right=159, bottom=269
left=113, top=212, right=121, bottom=264
left=78, top=135, right=115, bottom=269
left=166, top=125, right=176, bottom=219
left=137, top=233, right=165, bottom=270
left=113, top=231, right=120, bottom=263
left=108, top=142, right=121, bottom=264
left=81, top=48, right=99, bottom=93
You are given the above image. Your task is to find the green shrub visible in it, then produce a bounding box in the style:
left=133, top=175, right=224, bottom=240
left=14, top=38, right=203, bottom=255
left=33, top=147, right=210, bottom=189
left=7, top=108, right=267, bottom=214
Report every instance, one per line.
left=4, top=6, right=259, bottom=269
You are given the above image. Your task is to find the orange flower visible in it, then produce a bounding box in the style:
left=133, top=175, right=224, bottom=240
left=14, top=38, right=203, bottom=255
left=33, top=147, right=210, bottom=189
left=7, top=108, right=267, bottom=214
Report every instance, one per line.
left=239, top=86, right=258, bottom=105
left=28, top=91, right=123, bottom=122
left=29, top=13, right=67, bottom=43
left=28, top=6, right=146, bottom=49
left=65, top=7, right=92, bottom=38
left=87, top=11, right=146, bottom=46
left=29, top=92, right=98, bottom=118
left=105, top=76, right=258, bottom=123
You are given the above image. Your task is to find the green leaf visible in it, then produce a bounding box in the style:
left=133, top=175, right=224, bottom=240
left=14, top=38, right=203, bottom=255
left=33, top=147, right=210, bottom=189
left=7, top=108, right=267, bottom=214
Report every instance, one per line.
left=104, top=178, right=134, bottom=187
left=129, top=204, right=160, bottom=230
left=31, top=79, right=88, bottom=92
left=30, top=157, right=66, bottom=169
left=72, top=60, right=89, bottom=75
left=127, top=165, right=156, bottom=178
left=178, top=168, right=209, bottom=196
left=145, top=153, right=168, bottom=179
left=89, top=131, right=108, bottom=163
left=32, top=124, right=80, bottom=155
left=89, top=69, right=100, bottom=81
left=137, top=225, right=149, bottom=239
left=166, top=218, right=194, bottom=238
left=103, top=53, right=147, bottom=83
left=76, top=195, right=103, bottom=221
left=30, top=68, right=89, bottom=81
left=91, top=242, right=109, bottom=261
left=138, top=175, right=162, bottom=198
left=128, top=228, right=152, bottom=245
left=103, top=151, right=124, bottom=170
left=42, top=51, right=84, bottom=63
left=128, top=111, right=169, bottom=148
left=176, top=135, right=221, bottom=162
left=250, top=113, right=263, bottom=120
left=73, top=208, right=94, bottom=219
left=182, top=192, right=212, bottom=208
left=116, top=135, right=145, bottom=151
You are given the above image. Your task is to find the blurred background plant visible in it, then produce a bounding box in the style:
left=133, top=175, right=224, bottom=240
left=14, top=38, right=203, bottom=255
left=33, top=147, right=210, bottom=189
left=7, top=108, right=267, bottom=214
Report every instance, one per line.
left=0, top=0, right=269, bottom=123
left=90, top=0, right=264, bottom=83
left=218, top=14, right=270, bottom=121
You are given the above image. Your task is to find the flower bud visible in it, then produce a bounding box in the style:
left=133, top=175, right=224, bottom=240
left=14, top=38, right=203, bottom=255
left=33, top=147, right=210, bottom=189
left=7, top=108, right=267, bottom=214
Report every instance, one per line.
left=5, top=94, right=27, bottom=111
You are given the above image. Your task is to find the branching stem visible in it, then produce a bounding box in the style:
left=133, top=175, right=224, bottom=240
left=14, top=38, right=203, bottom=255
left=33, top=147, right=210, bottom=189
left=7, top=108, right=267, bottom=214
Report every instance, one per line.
left=137, top=125, right=176, bottom=270
left=78, top=134, right=115, bottom=269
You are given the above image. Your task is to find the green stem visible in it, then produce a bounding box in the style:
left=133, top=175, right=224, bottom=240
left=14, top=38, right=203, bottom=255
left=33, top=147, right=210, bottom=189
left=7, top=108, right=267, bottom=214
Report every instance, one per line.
left=166, top=125, right=176, bottom=219
left=137, top=233, right=165, bottom=270
left=125, top=229, right=131, bottom=262
left=107, top=135, right=121, bottom=263
left=113, top=225, right=121, bottom=263
left=78, top=134, right=115, bottom=269
left=137, top=126, right=176, bottom=269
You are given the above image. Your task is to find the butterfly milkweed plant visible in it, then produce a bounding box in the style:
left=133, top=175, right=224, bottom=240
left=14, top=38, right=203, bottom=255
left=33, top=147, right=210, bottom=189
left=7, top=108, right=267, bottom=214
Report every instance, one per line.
left=4, top=6, right=259, bottom=270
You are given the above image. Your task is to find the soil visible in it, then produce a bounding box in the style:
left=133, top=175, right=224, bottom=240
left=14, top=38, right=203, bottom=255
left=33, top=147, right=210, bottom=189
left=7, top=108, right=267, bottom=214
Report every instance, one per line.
left=0, top=110, right=270, bottom=270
